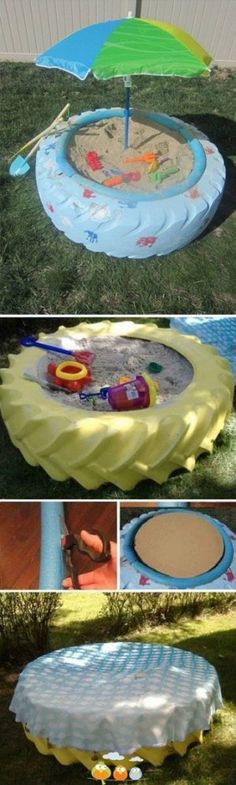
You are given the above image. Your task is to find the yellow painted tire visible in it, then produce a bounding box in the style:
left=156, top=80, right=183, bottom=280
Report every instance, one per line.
left=0, top=321, right=233, bottom=491
left=24, top=726, right=203, bottom=768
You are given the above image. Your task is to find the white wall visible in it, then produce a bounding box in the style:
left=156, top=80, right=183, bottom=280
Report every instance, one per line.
left=141, top=0, right=236, bottom=66
left=0, top=0, right=235, bottom=65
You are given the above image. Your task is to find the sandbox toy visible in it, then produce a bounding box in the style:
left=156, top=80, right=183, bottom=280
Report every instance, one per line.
left=10, top=642, right=222, bottom=769
left=9, top=15, right=225, bottom=259
left=0, top=321, right=233, bottom=491
left=121, top=506, right=236, bottom=590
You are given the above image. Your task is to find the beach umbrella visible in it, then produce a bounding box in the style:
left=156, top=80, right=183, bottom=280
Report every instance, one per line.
left=36, top=15, right=212, bottom=148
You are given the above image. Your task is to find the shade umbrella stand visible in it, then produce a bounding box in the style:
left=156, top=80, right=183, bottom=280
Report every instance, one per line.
left=124, top=75, right=132, bottom=148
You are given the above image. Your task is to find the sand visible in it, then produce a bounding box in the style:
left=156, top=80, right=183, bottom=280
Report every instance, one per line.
left=67, top=114, right=194, bottom=194
left=134, top=512, right=224, bottom=578
left=35, top=335, right=193, bottom=412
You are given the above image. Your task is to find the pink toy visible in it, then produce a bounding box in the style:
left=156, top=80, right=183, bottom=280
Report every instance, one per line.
left=136, top=236, right=157, bottom=247
left=73, top=351, right=95, bottom=365
left=83, top=188, right=95, bottom=198
left=79, top=373, right=157, bottom=410
left=108, top=375, right=152, bottom=411
left=126, top=172, right=141, bottom=182
left=85, top=151, right=103, bottom=171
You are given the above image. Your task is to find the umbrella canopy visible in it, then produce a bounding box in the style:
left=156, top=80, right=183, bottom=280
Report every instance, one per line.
left=36, top=16, right=212, bottom=147
left=36, top=17, right=211, bottom=79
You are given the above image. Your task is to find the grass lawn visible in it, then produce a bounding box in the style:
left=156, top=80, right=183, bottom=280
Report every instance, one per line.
left=0, top=63, right=236, bottom=315
left=1, top=597, right=236, bottom=785
left=0, top=317, right=235, bottom=500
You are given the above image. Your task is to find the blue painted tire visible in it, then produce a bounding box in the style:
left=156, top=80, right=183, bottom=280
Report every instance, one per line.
left=36, top=108, right=225, bottom=259
left=123, top=509, right=234, bottom=589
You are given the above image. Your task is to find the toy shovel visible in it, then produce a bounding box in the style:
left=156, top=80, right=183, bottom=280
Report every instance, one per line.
left=21, top=335, right=94, bottom=364
left=9, top=139, right=42, bottom=177
left=9, top=102, right=70, bottom=177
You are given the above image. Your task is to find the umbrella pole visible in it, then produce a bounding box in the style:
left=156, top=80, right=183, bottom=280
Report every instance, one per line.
left=124, top=76, right=131, bottom=149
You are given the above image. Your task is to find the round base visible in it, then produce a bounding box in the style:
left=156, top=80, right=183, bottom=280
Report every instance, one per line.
left=134, top=511, right=224, bottom=578
left=35, top=109, right=225, bottom=259
left=124, top=509, right=234, bottom=588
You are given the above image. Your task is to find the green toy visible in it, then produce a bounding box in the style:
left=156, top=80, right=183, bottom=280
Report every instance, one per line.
left=147, top=362, right=163, bottom=373
left=149, top=166, right=179, bottom=186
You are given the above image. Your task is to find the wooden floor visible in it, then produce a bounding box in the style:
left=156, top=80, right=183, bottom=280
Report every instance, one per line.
left=0, top=502, right=117, bottom=590
left=0, top=502, right=40, bottom=590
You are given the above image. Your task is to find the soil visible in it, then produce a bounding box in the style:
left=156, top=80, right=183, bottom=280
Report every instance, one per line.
left=67, top=114, right=194, bottom=194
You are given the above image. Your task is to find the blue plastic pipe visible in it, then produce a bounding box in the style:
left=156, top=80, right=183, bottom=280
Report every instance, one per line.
left=39, top=502, right=66, bottom=590
left=158, top=502, right=189, bottom=508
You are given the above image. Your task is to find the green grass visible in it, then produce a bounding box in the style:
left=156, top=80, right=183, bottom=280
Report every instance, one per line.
left=1, top=599, right=236, bottom=785
left=0, top=63, right=236, bottom=314
left=0, top=317, right=235, bottom=499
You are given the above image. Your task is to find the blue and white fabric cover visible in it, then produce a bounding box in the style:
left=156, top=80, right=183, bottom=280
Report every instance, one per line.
left=170, top=317, right=236, bottom=379
left=10, top=642, right=222, bottom=753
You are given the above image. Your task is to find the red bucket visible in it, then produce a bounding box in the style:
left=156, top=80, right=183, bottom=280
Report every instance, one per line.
left=108, top=375, right=151, bottom=411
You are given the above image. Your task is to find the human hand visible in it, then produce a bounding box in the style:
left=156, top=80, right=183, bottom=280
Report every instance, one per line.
left=62, top=529, right=117, bottom=590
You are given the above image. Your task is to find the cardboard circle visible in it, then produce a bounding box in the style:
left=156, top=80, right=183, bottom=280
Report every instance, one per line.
left=134, top=512, right=224, bottom=578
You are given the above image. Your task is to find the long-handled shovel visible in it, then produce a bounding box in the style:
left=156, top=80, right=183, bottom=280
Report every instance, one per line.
left=9, top=102, right=70, bottom=177
left=9, top=138, right=44, bottom=176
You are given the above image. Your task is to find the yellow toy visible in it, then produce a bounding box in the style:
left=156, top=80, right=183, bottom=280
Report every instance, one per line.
left=119, top=375, right=131, bottom=384
left=147, top=159, right=159, bottom=173
left=92, top=762, right=111, bottom=782
left=55, top=360, right=87, bottom=381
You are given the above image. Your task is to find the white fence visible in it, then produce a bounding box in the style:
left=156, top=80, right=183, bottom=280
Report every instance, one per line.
left=0, top=0, right=236, bottom=65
